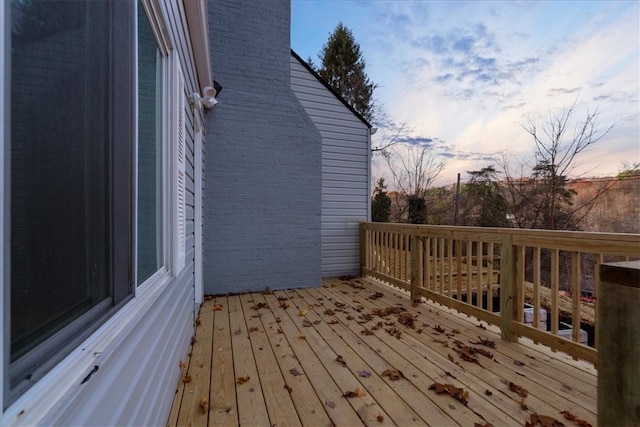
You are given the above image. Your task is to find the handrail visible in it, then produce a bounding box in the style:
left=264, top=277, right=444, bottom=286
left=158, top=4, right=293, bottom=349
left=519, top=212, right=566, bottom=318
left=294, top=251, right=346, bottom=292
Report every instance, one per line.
left=360, top=222, right=640, bottom=363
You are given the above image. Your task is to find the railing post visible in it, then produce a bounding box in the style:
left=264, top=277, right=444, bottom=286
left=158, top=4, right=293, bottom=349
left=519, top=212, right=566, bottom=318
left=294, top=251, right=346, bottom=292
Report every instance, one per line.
left=410, top=232, right=421, bottom=301
left=500, top=234, right=517, bottom=342
left=598, top=260, right=640, bottom=427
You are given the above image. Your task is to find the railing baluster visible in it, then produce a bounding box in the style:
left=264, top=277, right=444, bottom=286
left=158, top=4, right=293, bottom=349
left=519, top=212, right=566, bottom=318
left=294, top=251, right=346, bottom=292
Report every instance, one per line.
left=476, top=241, right=483, bottom=308
left=456, top=239, right=462, bottom=301
left=572, top=252, right=581, bottom=345
left=406, top=232, right=411, bottom=282
left=411, top=232, right=420, bottom=301
left=487, top=242, right=494, bottom=312
left=533, top=247, right=541, bottom=335
left=447, top=237, right=453, bottom=298
left=594, top=253, right=602, bottom=349
left=551, top=249, right=559, bottom=338
left=516, top=245, right=525, bottom=324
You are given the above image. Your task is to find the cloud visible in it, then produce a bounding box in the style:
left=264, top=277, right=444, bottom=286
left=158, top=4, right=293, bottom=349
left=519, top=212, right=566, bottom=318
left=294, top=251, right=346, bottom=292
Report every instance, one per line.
left=397, top=136, right=434, bottom=146
left=548, top=87, right=581, bottom=96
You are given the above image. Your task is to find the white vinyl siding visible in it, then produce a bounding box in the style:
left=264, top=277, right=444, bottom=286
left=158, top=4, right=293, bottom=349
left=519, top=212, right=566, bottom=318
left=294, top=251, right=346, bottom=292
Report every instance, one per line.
left=290, top=54, right=371, bottom=277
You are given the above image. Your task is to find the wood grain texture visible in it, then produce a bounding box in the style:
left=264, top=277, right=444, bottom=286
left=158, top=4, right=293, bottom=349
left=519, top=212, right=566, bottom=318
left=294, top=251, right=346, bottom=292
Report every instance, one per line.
left=168, top=278, right=597, bottom=426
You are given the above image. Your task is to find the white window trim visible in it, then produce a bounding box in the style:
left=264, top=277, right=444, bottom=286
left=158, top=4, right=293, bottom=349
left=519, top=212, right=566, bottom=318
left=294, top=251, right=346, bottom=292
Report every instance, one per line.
left=194, top=113, right=204, bottom=305
left=136, top=0, right=185, bottom=288
left=1, top=1, right=188, bottom=422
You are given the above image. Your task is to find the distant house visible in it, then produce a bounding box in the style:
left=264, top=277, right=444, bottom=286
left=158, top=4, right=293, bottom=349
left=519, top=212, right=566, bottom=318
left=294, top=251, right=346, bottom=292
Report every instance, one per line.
left=0, top=0, right=371, bottom=425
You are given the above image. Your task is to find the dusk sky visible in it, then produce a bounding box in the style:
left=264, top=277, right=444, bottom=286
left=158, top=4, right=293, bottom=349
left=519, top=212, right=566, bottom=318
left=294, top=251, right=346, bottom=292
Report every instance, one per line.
left=291, top=1, right=640, bottom=185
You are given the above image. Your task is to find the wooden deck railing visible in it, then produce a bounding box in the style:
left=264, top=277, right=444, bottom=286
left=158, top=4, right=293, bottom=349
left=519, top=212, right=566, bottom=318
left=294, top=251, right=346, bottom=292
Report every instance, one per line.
left=360, top=222, right=640, bottom=363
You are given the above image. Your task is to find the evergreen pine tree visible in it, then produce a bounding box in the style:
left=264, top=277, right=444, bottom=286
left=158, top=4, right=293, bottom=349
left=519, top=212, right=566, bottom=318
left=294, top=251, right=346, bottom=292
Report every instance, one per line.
left=317, top=22, right=377, bottom=121
left=371, top=178, right=391, bottom=222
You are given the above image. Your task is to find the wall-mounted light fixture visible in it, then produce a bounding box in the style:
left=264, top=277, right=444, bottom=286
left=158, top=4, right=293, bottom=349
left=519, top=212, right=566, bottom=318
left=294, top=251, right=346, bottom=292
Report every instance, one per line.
left=189, top=85, right=218, bottom=110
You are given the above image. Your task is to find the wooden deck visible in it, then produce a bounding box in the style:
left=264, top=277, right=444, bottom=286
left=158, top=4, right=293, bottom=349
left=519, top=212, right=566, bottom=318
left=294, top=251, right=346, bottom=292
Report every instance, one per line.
left=168, top=277, right=597, bottom=427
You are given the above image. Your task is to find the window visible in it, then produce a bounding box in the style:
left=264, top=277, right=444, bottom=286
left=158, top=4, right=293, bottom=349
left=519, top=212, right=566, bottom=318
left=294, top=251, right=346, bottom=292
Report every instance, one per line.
left=137, top=5, right=165, bottom=284
left=3, top=0, right=184, bottom=407
left=6, top=1, right=134, bottom=404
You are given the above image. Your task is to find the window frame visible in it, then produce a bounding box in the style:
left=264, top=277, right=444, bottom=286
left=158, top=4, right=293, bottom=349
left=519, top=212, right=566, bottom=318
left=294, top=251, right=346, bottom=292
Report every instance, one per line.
left=3, top=0, right=136, bottom=406
left=135, top=0, right=186, bottom=288
left=1, top=0, right=187, bottom=418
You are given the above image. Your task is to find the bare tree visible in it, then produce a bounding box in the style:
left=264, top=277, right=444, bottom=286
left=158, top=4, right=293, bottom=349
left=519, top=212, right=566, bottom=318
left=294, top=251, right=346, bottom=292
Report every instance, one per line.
left=371, top=118, right=411, bottom=155
left=384, top=143, right=446, bottom=223
left=500, top=101, right=615, bottom=230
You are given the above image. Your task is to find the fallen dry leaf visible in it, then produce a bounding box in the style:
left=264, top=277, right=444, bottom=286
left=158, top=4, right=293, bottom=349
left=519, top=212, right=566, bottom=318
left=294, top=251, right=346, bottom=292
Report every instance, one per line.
left=324, top=309, right=335, bottom=315
left=279, top=301, right=289, bottom=309
left=236, top=376, right=250, bottom=384
left=284, top=384, right=293, bottom=394
left=195, top=317, right=201, bottom=326
left=429, top=382, right=469, bottom=406
left=289, top=367, right=303, bottom=376
left=433, top=325, right=446, bottom=334
left=182, top=375, right=192, bottom=383
left=343, top=387, right=366, bottom=398
left=368, top=291, right=384, bottom=300
left=298, top=334, right=306, bottom=340
left=474, top=423, right=494, bottom=427
left=526, top=413, right=566, bottom=427
left=179, top=360, right=187, bottom=370
left=199, top=396, right=209, bottom=413
left=298, top=309, right=307, bottom=316
left=382, top=369, right=405, bottom=381
left=508, top=381, right=528, bottom=398
left=212, top=304, right=224, bottom=311
left=358, top=370, right=371, bottom=378
left=336, top=355, right=347, bottom=366
left=560, top=411, right=592, bottom=427
left=514, top=360, right=526, bottom=366
left=472, top=337, right=496, bottom=348
left=398, top=312, right=417, bottom=328
left=361, top=328, right=375, bottom=336
left=377, top=413, right=385, bottom=422
left=252, top=302, right=269, bottom=310
left=248, top=326, right=259, bottom=333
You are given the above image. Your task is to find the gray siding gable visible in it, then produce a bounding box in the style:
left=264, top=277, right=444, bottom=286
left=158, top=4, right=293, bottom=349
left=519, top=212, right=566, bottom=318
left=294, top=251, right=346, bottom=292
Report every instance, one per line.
left=290, top=52, right=371, bottom=278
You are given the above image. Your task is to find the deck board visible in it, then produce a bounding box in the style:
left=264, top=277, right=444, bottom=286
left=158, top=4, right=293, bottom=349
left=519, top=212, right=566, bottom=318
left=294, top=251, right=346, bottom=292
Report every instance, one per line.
left=168, top=278, right=597, bottom=426
left=227, top=295, right=270, bottom=427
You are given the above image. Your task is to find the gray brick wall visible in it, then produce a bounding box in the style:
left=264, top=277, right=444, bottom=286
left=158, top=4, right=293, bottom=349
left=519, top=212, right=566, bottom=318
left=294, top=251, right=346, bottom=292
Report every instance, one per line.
left=203, top=0, right=322, bottom=294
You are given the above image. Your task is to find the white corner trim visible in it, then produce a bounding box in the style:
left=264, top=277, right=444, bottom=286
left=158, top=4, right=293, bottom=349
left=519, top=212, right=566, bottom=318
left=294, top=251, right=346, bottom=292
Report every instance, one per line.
left=182, top=0, right=213, bottom=94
